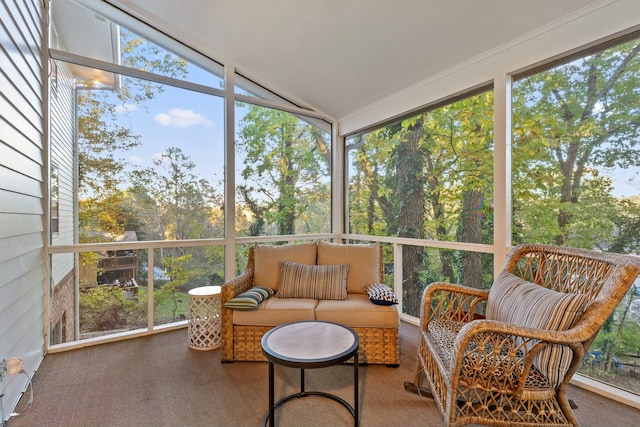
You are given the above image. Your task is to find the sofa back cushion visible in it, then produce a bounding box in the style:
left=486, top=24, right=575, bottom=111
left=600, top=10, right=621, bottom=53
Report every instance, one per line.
left=279, top=261, right=349, bottom=300
left=487, top=270, right=589, bottom=387
left=317, top=241, right=381, bottom=294
left=254, top=242, right=317, bottom=290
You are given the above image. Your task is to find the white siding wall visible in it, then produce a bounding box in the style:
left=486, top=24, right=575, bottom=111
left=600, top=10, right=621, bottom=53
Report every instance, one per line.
left=0, top=0, right=46, bottom=421
left=50, top=59, right=75, bottom=281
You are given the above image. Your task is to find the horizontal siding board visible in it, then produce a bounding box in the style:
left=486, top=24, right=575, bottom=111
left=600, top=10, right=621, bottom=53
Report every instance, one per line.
left=0, top=67, right=43, bottom=128
left=0, top=141, right=43, bottom=179
left=51, top=253, right=74, bottom=285
left=0, top=246, right=43, bottom=286
left=0, top=189, right=42, bottom=214
left=0, top=47, right=42, bottom=110
left=0, top=263, right=41, bottom=313
left=0, top=1, right=42, bottom=89
left=0, top=232, right=42, bottom=264
left=0, top=114, right=42, bottom=160
left=0, top=272, right=44, bottom=348
left=0, top=212, right=42, bottom=239
left=0, top=95, right=43, bottom=151
left=0, top=165, right=43, bottom=197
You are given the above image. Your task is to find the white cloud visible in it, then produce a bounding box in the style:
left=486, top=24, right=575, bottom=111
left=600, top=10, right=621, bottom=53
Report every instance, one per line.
left=116, top=103, right=138, bottom=114
left=152, top=152, right=170, bottom=166
left=154, top=108, right=213, bottom=128
left=129, top=155, right=143, bottom=165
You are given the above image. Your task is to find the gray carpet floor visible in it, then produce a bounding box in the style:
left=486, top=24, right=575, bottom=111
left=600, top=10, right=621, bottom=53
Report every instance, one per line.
left=6, top=322, right=640, bottom=427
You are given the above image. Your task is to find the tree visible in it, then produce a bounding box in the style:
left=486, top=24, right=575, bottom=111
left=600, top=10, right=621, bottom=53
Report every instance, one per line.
left=396, top=118, right=426, bottom=316
left=348, top=92, right=494, bottom=315
left=77, top=29, right=187, bottom=241
left=236, top=106, right=331, bottom=236
left=512, top=40, right=640, bottom=246
left=130, top=147, right=222, bottom=290
left=131, top=147, right=219, bottom=242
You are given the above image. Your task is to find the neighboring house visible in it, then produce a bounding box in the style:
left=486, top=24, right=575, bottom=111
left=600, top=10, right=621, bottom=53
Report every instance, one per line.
left=79, top=231, right=139, bottom=290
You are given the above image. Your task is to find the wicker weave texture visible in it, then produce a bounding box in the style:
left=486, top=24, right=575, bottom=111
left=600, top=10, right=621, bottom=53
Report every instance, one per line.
left=220, top=243, right=399, bottom=365
left=231, top=324, right=399, bottom=364
left=410, top=244, right=640, bottom=427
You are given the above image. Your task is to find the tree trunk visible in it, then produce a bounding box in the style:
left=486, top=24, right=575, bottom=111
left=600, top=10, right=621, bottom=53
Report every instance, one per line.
left=458, top=189, right=484, bottom=289
left=397, top=121, right=425, bottom=317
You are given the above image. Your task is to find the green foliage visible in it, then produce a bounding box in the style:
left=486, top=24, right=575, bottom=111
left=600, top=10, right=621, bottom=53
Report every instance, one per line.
left=236, top=105, right=331, bottom=235
left=512, top=39, right=640, bottom=246
left=79, top=286, right=140, bottom=332
left=77, top=29, right=189, bottom=240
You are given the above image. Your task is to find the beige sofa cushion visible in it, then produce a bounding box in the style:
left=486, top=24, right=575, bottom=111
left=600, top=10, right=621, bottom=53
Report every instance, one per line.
left=232, top=297, right=317, bottom=326
left=317, top=241, right=380, bottom=293
left=253, top=242, right=317, bottom=290
left=315, top=294, right=399, bottom=328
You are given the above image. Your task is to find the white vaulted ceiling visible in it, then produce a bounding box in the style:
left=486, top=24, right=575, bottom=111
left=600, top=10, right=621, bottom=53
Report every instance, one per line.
left=110, top=0, right=617, bottom=123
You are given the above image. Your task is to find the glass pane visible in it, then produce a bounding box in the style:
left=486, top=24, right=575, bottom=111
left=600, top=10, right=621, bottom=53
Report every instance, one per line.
left=78, top=250, right=148, bottom=339
left=56, top=61, right=226, bottom=242
left=346, top=90, right=494, bottom=244
left=151, top=246, right=225, bottom=327
left=512, top=37, right=640, bottom=395
left=234, top=102, right=332, bottom=236
left=402, top=247, right=494, bottom=317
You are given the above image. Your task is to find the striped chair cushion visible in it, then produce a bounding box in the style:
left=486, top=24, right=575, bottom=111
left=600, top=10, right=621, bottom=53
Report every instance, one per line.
left=487, top=270, right=589, bottom=387
left=279, top=261, right=349, bottom=300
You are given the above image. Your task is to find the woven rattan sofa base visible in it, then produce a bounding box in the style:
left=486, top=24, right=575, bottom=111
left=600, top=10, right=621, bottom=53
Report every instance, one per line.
left=229, top=324, right=399, bottom=365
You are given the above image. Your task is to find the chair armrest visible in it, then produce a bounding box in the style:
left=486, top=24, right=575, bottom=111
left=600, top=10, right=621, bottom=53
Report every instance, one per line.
left=421, top=282, right=489, bottom=328
left=220, top=271, right=254, bottom=362
left=220, top=271, right=254, bottom=304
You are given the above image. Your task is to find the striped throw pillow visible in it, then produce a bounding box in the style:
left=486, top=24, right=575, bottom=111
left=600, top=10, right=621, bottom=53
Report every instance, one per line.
left=279, top=261, right=349, bottom=300
left=487, top=270, right=589, bottom=387
left=224, top=286, right=275, bottom=310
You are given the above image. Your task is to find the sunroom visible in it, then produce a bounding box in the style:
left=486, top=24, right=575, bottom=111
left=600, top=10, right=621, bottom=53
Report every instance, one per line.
left=2, top=0, right=640, bottom=425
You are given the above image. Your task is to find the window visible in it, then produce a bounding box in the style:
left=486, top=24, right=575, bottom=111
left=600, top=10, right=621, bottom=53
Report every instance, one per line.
left=346, top=89, right=494, bottom=316
left=50, top=2, right=226, bottom=340
left=51, top=164, right=59, bottom=234
left=234, top=102, right=332, bottom=236
left=512, top=35, right=640, bottom=395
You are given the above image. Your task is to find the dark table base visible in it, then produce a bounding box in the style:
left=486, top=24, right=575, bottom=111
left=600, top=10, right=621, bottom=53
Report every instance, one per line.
left=263, top=356, right=359, bottom=427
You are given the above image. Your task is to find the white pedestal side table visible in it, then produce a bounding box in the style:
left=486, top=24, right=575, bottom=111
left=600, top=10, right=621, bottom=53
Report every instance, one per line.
left=187, top=285, right=222, bottom=350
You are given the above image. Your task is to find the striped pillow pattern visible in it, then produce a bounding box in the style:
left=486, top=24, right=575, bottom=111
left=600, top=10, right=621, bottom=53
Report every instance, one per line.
left=224, top=286, right=275, bottom=310
left=487, top=270, right=589, bottom=387
left=279, top=261, right=349, bottom=300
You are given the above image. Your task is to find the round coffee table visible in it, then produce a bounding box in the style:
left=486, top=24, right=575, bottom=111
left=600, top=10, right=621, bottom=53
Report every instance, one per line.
left=261, top=320, right=360, bottom=427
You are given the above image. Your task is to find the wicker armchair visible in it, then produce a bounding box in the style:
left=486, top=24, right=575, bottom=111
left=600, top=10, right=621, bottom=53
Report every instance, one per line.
left=404, top=244, right=640, bottom=427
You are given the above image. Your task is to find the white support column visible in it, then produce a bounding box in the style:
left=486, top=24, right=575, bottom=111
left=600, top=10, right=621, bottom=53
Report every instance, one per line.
left=147, top=248, right=154, bottom=331
left=333, top=125, right=345, bottom=236
left=394, top=242, right=403, bottom=312
left=493, top=74, right=512, bottom=272
left=224, top=65, right=236, bottom=280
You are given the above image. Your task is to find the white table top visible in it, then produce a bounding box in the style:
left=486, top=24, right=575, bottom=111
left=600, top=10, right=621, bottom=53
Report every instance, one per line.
left=188, top=285, right=222, bottom=297
left=263, top=321, right=357, bottom=362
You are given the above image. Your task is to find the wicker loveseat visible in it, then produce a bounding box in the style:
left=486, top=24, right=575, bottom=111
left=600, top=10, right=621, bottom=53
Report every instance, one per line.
left=220, top=241, right=400, bottom=365
left=405, top=244, right=640, bottom=427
